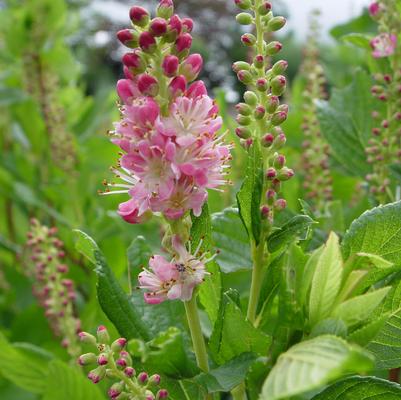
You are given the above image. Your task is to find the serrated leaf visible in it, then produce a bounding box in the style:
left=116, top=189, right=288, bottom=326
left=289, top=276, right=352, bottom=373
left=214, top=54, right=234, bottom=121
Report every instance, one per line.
left=309, top=233, right=343, bottom=327
left=332, top=287, right=390, bottom=328
left=267, top=215, right=314, bottom=253
left=310, top=319, right=348, bottom=339
left=312, top=376, right=401, bottom=399
left=341, top=33, right=372, bottom=49
left=199, top=260, right=221, bottom=327
left=42, top=360, right=104, bottom=400
left=348, top=314, right=389, bottom=346
left=127, top=236, right=152, bottom=274
left=236, top=142, right=263, bottom=244
left=211, top=208, right=252, bottom=272
left=261, top=335, right=374, bottom=400
left=209, top=292, right=271, bottom=364
left=73, top=230, right=151, bottom=341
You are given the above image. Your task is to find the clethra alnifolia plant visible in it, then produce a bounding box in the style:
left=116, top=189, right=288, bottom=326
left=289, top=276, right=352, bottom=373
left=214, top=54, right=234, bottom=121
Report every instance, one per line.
left=233, top=0, right=293, bottom=323
left=299, top=11, right=332, bottom=213
left=25, top=219, right=81, bottom=358
left=78, top=326, right=168, bottom=400
left=366, top=0, right=401, bottom=203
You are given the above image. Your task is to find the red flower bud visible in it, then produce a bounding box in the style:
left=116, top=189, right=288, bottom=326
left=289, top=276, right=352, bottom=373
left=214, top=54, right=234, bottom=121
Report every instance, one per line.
left=166, top=14, right=182, bottom=41
left=157, top=389, right=169, bottom=399
left=175, top=33, right=192, bottom=55
left=256, top=78, right=268, bottom=92
left=138, top=372, right=149, bottom=384
left=275, top=199, right=287, bottom=211
left=266, top=95, right=280, bottom=113
left=150, top=17, right=168, bottom=36
left=97, top=353, right=108, bottom=366
left=254, top=54, right=265, bottom=69
left=241, top=33, right=256, bottom=46
left=138, top=74, right=159, bottom=97
left=259, top=1, right=272, bottom=15
left=169, top=75, right=187, bottom=97
left=122, top=50, right=146, bottom=73
left=262, top=133, right=274, bottom=147
left=266, top=167, right=277, bottom=179
left=129, top=6, right=150, bottom=27
left=117, top=29, right=139, bottom=48
left=124, top=366, right=136, bottom=377
left=237, top=70, right=253, bottom=84
left=182, top=18, right=194, bottom=33
left=139, top=31, right=157, bottom=53
left=266, top=41, right=282, bottom=56
left=179, top=53, right=203, bottom=81
left=97, top=325, right=110, bottom=344
left=271, top=75, right=286, bottom=96
left=162, top=55, right=179, bottom=77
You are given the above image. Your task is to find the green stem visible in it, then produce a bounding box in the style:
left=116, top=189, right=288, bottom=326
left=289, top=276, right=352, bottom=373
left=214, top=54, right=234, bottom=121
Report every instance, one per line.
left=246, top=237, right=267, bottom=324
left=231, top=382, right=247, bottom=400
left=184, top=294, right=209, bottom=373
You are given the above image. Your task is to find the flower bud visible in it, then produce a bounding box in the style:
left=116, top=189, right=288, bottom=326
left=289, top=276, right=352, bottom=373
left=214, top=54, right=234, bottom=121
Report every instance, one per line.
left=254, top=54, right=265, bottom=69
left=157, top=0, right=174, bottom=19
left=157, top=389, right=169, bottom=399
left=78, top=331, right=97, bottom=346
left=236, top=114, right=252, bottom=125
left=182, top=18, right=194, bottom=33
left=262, top=133, right=274, bottom=147
left=272, top=60, right=288, bottom=75
left=237, top=70, right=253, bottom=84
left=273, top=132, right=287, bottom=149
left=241, top=138, right=254, bottom=149
left=119, top=350, right=132, bottom=367
left=169, top=75, right=187, bottom=97
left=260, top=205, right=270, bottom=219
left=111, top=338, right=128, bottom=352
left=150, top=17, right=168, bottom=37
left=275, top=199, right=287, bottom=211
left=266, top=189, right=276, bottom=205
left=235, top=102, right=252, bottom=115
left=271, top=75, right=286, bottom=96
left=179, top=53, right=203, bottom=81
left=268, top=16, right=286, bottom=31
left=236, top=12, right=253, bottom=25
left=149, top=374, right=161, bottom=385
left=256, top=78, right=268, bottom=92
left=97, top=353, right=108, bottom=366
left=78, top=353, right=97, bottom=366
left=174, top=33, right=193, bottom=56
left=129, top=6, right=149, bottom=27
left=258, top=1, right=272, bottom=15
left=266, top=95, right=279, bottom=113
left=271, top=111, right=287, bottom=126
left=241, top=33, right=256, bottom=46
left=108, top=382, right=124, bottom=399
left=97, top=325, right=110, bottom=344
left=274, top=154, right=286, bottom=169
left=369, top=2, right=381, bottom=19
left=244, top=90, right=258, bottom=106
left=138, top=74, right=159, bottom=97
left=254, top=105, right=266, bottom=119
left=162, top=55, right=179, bottom=77
left=236, top=127, right=252, bottom=139
left=139, top=32, right=157, bottom=53
left=234, top=0, right=252, bottom=10
left=266, top=41, right=282, bottom=56
left=88, top=366, right=106, bottom=384
left=138, top=372, right=149, bottom=384
left=124, top=366, right=136, bottom=377
left=117, top=29, right=139, bottom=48
left=232, top=61, right=251, bottom=73
left=166, top=14, right=182, bottom=42
left=122, top=50, right=146, bottom=74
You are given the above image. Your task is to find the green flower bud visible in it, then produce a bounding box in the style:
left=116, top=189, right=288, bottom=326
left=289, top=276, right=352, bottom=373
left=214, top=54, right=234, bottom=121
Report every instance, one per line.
left=237, top=70, right=253, bottom=85
left=272, top=60, right=288, bottom=75
left=78, top=353, right=97, bottom=366
left=270, top=75, right=286, bottom=96
left=236, top=114, right=252, bottom=125
left=244, top=91, right=258, bottom=106
left=232, top=61, right=251, bottom=73
left=241, top=33, right=257, bottom=46
left=235, top=102, right=252, bottom=115
left=236, top=12, right=253, bottom=25
left=234, top=0, right=252, bottom=10
left=277, top=167, right=294, bottom=181
left=266, top=95, right=280, bottom=113
left=256, top=78, right=268, bottom=92
left=271, top=111, right=288, bottom=126
left=268, top=16, right=286, bottom=31
left=266, top=41, right=282, bottom=56
left=97, top=326, right=110, bottom=344
left=254, top=105, right=266, bottom=119
left=258, top=1, right=272, bottom=15
left=254, top=54, right=265, bottom=69
left=236, top=126, right=252, bottom=139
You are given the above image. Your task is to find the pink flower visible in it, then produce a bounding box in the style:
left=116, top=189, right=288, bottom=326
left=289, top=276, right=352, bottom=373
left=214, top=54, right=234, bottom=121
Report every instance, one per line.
left=370, top=33, right=397, bottom=58
left=138, top=235, right=214, bottom=303
left=368, top=2, right=380, bottom=18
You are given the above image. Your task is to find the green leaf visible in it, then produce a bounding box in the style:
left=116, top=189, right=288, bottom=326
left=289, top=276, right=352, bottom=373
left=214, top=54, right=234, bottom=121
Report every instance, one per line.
left=309, top=233, right=343, bottom=327
left=310, top=319, right=348, bottom=339
left=127, top=236, right=152, bottom=286
left=342, top=201, right=401, bottom=265
left=209, top=291, right=271, bottom=364
left=191, top=203, right=212, bottom=251
left=332, top=287, right=390, bottom=328
left=0, top=333, right=49, bottom=394
left=73, top=230, right=151, bottom=341
left=211, top=207, right=252, bottom=272
left=348, top=314, right=389, bottom=346
left=199, top=260, right=221, bottom=327
left=330, top=12, right=376, bottom=39
left=42, top=360, right=105, bottom=400
left=261, top=335, right=374, bottom=400
left=316, top=69, right=375, bottom=177
left=192, top=352, right=257, bottom=393
left=312, top=376, right=401, bottom=399
left=267, top=214, right=314, bottom=253
left=236, top=142, right=264, bottom=244
left=341, top=33, right=372, bottom=50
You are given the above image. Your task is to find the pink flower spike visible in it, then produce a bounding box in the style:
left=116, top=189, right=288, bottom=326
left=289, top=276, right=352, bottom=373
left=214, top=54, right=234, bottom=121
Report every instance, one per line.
left=162, top=55, right=179, bottom=77
left=180, top=53, right=203, bottom=81
left=370, top=33, right=397, bottom=58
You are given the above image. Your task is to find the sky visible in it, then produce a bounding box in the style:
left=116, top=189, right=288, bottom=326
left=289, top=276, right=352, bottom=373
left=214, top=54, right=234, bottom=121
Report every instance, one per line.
left=283, top=0, right=371, bottom=39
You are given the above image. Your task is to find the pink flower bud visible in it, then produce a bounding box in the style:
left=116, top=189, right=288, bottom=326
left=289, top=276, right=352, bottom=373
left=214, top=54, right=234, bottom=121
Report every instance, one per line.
left=157, top=0, right=174, bottom=19
left=157, top=389, right=169, bottom=399
left=138, top=74, right=159, bottom=97
left=273, top=132, right=287, bottom=148
left=262, top=133, right=274, bottom=147
left=97, top=325, right=110, bottom=344
left=166, top=14, right=182, bottom=41
left=236, top=127, right=252, bottom=139
left=256, top=78, right=268, bottom=92
left=258, top=1, right=272, bottom=15
left=116, top=358, right=127, bottom=368
left=186, top=80, right=207, bottom=98
left=369, top=2, right=381, bottom=18
left=175, top=33, right=192, bottom=55
left=122, top=50, right=146, bottom=73
left=149, top=374, right=161, bottom=385
left=179, top=53, right=203, bottom=81
left=266, top=167, right=277, bottom=179
left=130, top=6, right=150, bottom=27
left=266, top=95, right=280, bottom=113
left=271, top=75, right=286, bottom=96
left=232, top=61, right=250, bottom=73
left=274, top=154, right=286, bottom=168
left=111, top=338, right=127, bottom=351
left=116, top=79, right=136, bottom=104
left=138, top=372, right=149, bottom=384
left=182, top=18, right=194, bottom=33
left=271, top=110, right=288, bottom=126
left=272, top=60, right=288, bottom=75
left=241, top=33, right=256, bottom=46
left=117, top=29, right=139, bottom=48
left=370, top=33, right=397, bottom=58
left=108, top=382, right=124, bottom=399
left=254, top=105, right=266, bottom=119
left=169, top=75, right=187, bottom=97
left=237, top=70, right=253, bottom=84
left=254, top=54, right=264, bottom=69
left=266, top=41, right=283, bottom=56
left=278, top=167, right=293, bottom=181
left=97, top=353, right=108, bottom=366
left=150, top=17, right=168, bottom=36
left=162, top=55, right=179, bottom=77
left=266, top=189, right=276, bottom=204
left=260, top=205, right=270, bottom=219
left=268, top=16, right=286, bottom=31
left=57, top=264, right=68, bottom=273
left=139, top=31, right=157, bottom=53
left=275, top=199, right=287, bottom=211
left=236, top=102, right=251, bottom=115
left=88, top=366, right=106, bottom=384
left=124, top=366, right=136, bottom=377
left=78, top=331, right=97, bottom=346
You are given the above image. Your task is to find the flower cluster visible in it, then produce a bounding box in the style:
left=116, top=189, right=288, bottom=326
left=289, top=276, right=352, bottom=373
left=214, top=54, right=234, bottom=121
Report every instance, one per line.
left=366, top=1, right=401, bottom=202
left=233, top=0, right=293, bottom=224
left=299, top=11, right=332, bottom=212
left=138, top=235, right=216, bottom=304
left=25, top=219, right=81, bottom=357
left=78, top=326, right=168, bottom=400
left=103, top=0, right=231, bottom=223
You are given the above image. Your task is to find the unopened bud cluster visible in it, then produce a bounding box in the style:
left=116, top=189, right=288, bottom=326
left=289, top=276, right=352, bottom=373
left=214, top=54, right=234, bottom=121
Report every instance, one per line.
left=366, top=1, right=401, bottom=202
left=299, top=12, right=332, bottom=212
left=25, top=219, right=80, bottom=357
left=78, top=326, right=168, bottom=400
left=233, top=0, right=293, bottom=223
